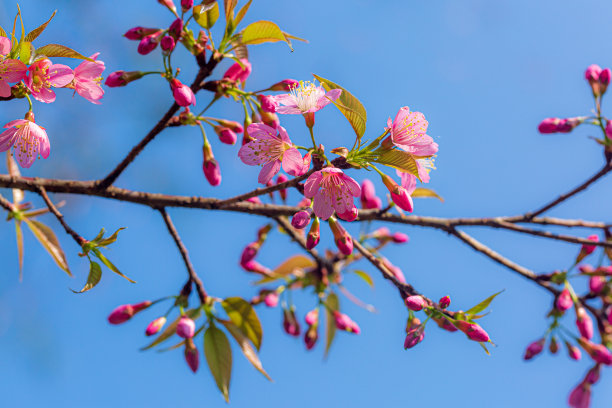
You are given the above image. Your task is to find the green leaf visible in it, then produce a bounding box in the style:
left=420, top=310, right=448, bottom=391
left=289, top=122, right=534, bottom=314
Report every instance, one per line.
left=373, top=150, right=420, bottom=180
left=233, top=0, right=252, bottom=27
left=193, top=2, right=220, bottom=29
left=220, top=319, right=272, bottom=381
left=0, top=25, right=6, bottom=38
left=91, top=228, right=105, bottom=244
left=15, top=220, right=23, bottom=281
left=35, top=44, right=93, bottom=61
left=353, top=270, right=374, bottom=288
left=18, top=41, right=33, bottom=64
left=92, top=248, right=135, bottom=283
left=24, top=10, right=56, bottom=42
left=23, top=218, right=71, bottom=276
left=465, top=290, right=504, bottom=316
left=221, top=297, right=263, bottom=351
left=412, top=188, right=444, bottom=202
left=230, top=35, right=249, bottom=60
left=312, top=74, right=367, bottom=142
left=71, top=261, right=102, bottom=293
left=224, top=0, right=238, bottom=21
left=97, top=227, right=126, bottom=247
left=324, top=293, right=339, bottom=359
left=204, top=324, right=233, bottom=402
left=141, top=308, right=201, bottom=350
left=240, top=20, right=293, bottom=50
left=478, top=341, right=491, bottom=355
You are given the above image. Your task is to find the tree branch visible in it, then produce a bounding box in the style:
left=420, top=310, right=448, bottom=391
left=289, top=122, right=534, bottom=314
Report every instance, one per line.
left=38, top=186, right=85, bottom=246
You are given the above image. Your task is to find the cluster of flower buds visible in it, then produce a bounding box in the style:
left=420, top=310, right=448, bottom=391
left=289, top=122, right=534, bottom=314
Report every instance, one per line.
left=239, top=225, right=273, bottom=275
left=585, top=64, right=611, bottom=97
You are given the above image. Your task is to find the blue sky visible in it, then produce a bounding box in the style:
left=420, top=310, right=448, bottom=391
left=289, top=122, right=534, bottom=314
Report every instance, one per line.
left=0, top=0, right=611, bottom=407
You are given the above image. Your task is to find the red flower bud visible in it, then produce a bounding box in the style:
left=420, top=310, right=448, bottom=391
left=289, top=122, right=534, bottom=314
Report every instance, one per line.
left=576, top=307, right=594, bottom=340
left=145, top=316, right=167, bottom=336
left=405, top=295, right=426, bottom=311
left=523, top=338, right=545, bottom=360
left=556, top=288, right=573, bottom=311
left=291, top=209, right=313, bottom=229
left=283, top=308, right=301, bottom=337
left=184, top=338, right=199, bottom=373
left=176, top=316, right=196, bottom=339
left=439, top=295, right=451, bottom=309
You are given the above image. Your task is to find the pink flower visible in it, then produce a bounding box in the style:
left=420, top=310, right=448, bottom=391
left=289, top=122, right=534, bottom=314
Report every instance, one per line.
left=0, top=37, right=26, bottom=97
left=238, top=123, right=304, bottom=184
left=585, top=64, right=602, bottom=82
left=405, top=295, right=426, bottom=311
left=271, top=80, right=341, bottom=114
left=576, top=307, right=594, bottom=340
left=25, top=59, right=74, bottom=103
left=264, top=292, right=279, bottom=307
left=360, top=179, right=382, bottom=210
left=176, top=316, right=196, bottom=338
left=383, top=107, right=438, bottom=156
left=523, top=338, right=545, bottom=360
left=392, top=232, right=409, bottom=243
left=72, top=53, right=105, bottom=104
left=0, top=116, right=50, bottom=168
left=145, top=316, right=167, bottom=336
left=381, top=173, right=414, bottom=212
left=170, top=78, right=196, bottom=107
left=0, top=36, right=11, bottom=55
left=568, top=382, right=591, bottom=408
left=223, top=58, right=251, bottom=83
left=556, top=288, right=573, bottom=311
left=304, top=168, right=360, bottom=220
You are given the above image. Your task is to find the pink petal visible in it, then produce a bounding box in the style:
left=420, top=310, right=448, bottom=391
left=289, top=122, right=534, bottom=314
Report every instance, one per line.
left=304, top=171, right=323, bottom=198
left=313, top=190, right=334, bottom=220
left=0, top=80, right=11, bottom=97
left=281, top=148, right=303, bottom=176
left=0, top=128, right=17, bottom=151
left=48, top=64, right=74, bottom=87
left=238, top=142, right=268, bottom=166
left=75, top=59, right=105, bottom=80
left=398, top=171, right=417, bottom=194
left=342, top=174, right=361, bottom=197
left=247, top=123, right=278, bottom=140
left=1, top=59, right=27, bottom=82
left=258, top=160, right=281, bottom=185
left=277, top=126, right=291, bottom=143
left=314, top=88, right=342, bottom=111
left=32, top=87, right=56, bottom=103
left=0, top=36, right=11, bottom=55
left=271, top=93, right=297, bottom=106
left=4, top=119, right=27, bottom=128
left=275, top=106, right=304, bottom=114
left=30, top=123, right=50, bottom=159
left=417, top=162, right=431, bottom=183
left=76, top=81, right=104, bottom=104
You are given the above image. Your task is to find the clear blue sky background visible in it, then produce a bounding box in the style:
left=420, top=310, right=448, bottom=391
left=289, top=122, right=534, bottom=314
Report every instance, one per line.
left=1, top=1, right=611, bottom=407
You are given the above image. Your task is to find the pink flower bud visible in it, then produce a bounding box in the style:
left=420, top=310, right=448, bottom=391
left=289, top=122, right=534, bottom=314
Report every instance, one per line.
left=108, top=304, right=134, bottom=324
left=105, top=70, right=144, bottom=87
left=138, top=33, right=161, bottom=55
left=556, top=117, right=582, bottom=133
left=145, top=316, right=167, bottom=336
left=381, top=174, right=413, bottom=212
left=600, top=68, right=611, bottom=94
left=215, top=119, right=243, bottom=133
left=246, top=196, right=262, bottom=204
left=439, top=295, right=451, bottom=309
left=538, top=117, right=561, bottom=134
left=306, top=218, right=320, bottom=249
left=576, top=307, right=594, bottom=340
left=585, top=64, right=602, bottom=82
left=160, top=35, right=176, bottom=52
left=329, top=217, right=353, bottom=255
left=176, top=316, right=196, bottom=339
left=586, top=365, right=601, bottom=384
left=589, top=275, right=606, bottom=294
left=523, top=338, right=545, bottom=360
left=405, top=295, right=426, bottom=311
left=304, top=325, right=318, bottom=350
left=578, top=338, right=612, bottom=365
left=305, top=309, right=319, bottom=326
left=124, top=27, right=160, bottom=40
left=606, top=121, right=612, bottom=139
left=579, top=264, right=595, bottom=274
left=566, top=342, right=582, bottom=360
left=241, top=242, right=260, bottom=264
left=184, top=339, right=199, bottom=373
left=264, top=292, right=279, bottom=307
left=391, top=232, right=409, bottom=243
left=202, top=144, right=221, bottom=186
left=582, top=235, right=599, bottom=255
left=292, top=209, right=312, bottom=229
left=241, top=260, right=271, bottom=275
left=333, top=312, right=360, bottom=334
left=259, top=109, right=280, bottom=129
left=557, top=288, right=573, bottom=311
left=404, top=325, right=425, bottom=349
left=337, top=207, right=358, bottom=222
left=456, top=321, right=489, bottom=342
left=360, top=179, right=382, bottom=210
left=170, top=78, right=196, bottom=107
left=259, top=95, right=278, bottom=113
left=158, top=0, right=178, bottom=14
left=169, top=18, right=183, bottom=39
left=568, top=382, right=591, bottom=408
left=181, top=0, right=194, bottom=12
left=213, top=126, right=237, bottom=145
left=270, top=79, right=299, bottom=91
left=223, top=58, right=252, bottom=83
left=283, top=308, right=301, bottom=337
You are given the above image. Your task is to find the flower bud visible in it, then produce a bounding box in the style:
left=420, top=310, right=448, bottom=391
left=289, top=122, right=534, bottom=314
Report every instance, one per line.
left=381, top=173, right=413, bottom=212
left=576, top=307, right=594, bottom=340
left=306, top=217, right=320, bottom=249
left=391, top=232, right=409, bottom=243
left=586, top=365, right=601, bottom=384
left=283, top=308, right=301, bottom=337
left=582, top=235, right=599, bottom=255
left=240, top=242, right=260, bottom=264
left=213, top=126, right=237, bottom=145
left=202, top=144, right=221, bottom=186
left=538, top=118, right=562, bottom=134
left=158, top=0, right=178, bottom=14
left=145, top=316, right=167, bottom=336
left=337, top=207, right=358, bottom=222
left=264, top=292, right=279, bottom=307
left=305, top=309, right=319, bottom=326
left=184, top=338, right=199, bottom=373
left=333, top=311, right=360, bottom=334
left=259, top=109, right=280, bottom=129
left=586, top=64, right=603, bottom=95
left=259, top=95, right=278, bottom=113
left=270, top=79, right=299, bottom=91
left=549, top=336, right=559, bottom=354
left=223, top=58, right=252, bottom=83
left=568, top=382, right=591, bottom=408
left=328, top=217, right=353, bottom=255
left=169, top=18, right=183, bottom=39
left=439, top=295, right=451, bottom=309
left=523, top=339, right=545, bottom=360
left=566, top=341, right=582, bottom=360
left=215, top=119, right=243, bottom=133
left=577, top=337, right=612, bottom=365
left=304, top=325, right=318, bottom=350
left=160, top=35, right=176, bottom=52
left=138, top=33, right=161, bottom=55
left=292, top=209, right=313, bottom=229
left=456, top=321, right=489, bottom=342
left=556, top=288, right=573, bottom=311
left=176, top=316, right=196, bottom=339
left=181, top=0, right=194, bottom=12
left=600, top=68, right=611, bottom=95
left=124, top=27, right=160, bottom=40
left=360, top=179, right=382, bottom=210
left=404, top=325, right=425, bottom=349
left=241, top=260, right=271, bottom=275
left=405, top=295, right=426, bottom=311
left=107, top=301, right=152, bottom=324
left=105, top=70, right=145, bottom=87
left=170, top=78, right=196, bottom=107
left=406, top=316, right=421, bottom=332
left=556, top=117, right=582, bottom=133
left=589, top=275, right=606, bottom=294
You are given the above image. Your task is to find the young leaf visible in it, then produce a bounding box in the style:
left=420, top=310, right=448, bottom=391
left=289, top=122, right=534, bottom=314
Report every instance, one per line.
left=353, top=270, right=374, bottom=288
left=312, top=74, right=367, bottom=141
left=412, top=188, right=444, bottom=202
left=193, top=2, right=220, bottom=29
left=97, top=227, right=126, bottom=247
left=255, top=255, right=315, bottom=284
left=18, top=41, right=33, bottom=64
left=465, top=290, right=504, bottom=316
left=324, top=293, right=339, bottom=359
left=224, top=0, right=238, bottom=21
left=230, top=36, right=249, bottom=60
left=24, top=10, right=56, bottom=42
left=240, top=21, right=293, bottom=50
left=141, top=308, right=201, bottom=350
left=0, top=25, right=6, bottom=38
left=221, top=297, right=263, bottom=350
left=90, top=228, right=105, bottom=244
left=372, top=150, right=420, bottom=180
left=35, top=44, right=92, bottom=61
left=71, top=261, right=102, bottom=293
left=23, top=218, right=71, bottom=276
left=220, top=319, right=272, bottom=381
left=233, top=0, right=252, bottom=27
left=92, top=248, right=135, bottom=283
left=204, top=324, right=233, bottom=402
left=15, top=220, right=23, bottom=281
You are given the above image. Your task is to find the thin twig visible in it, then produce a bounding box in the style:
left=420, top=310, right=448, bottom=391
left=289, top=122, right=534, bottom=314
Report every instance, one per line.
left=0, top=193, right=13, bottom=211
left=38, top=186, right=85, bottom=246
left=159, top=208, right=207, bottom=303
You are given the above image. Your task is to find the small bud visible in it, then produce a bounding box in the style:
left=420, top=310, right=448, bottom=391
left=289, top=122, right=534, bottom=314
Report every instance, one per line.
left=576, top=307, right=594, bottom=340
left=291, top=209, right=313, bottom=229
left=556, top=288, right=573, bottom=311
left=565, top=341, right=582, bottom=361
left=259, top=95, right=278, bottom=113
left=381, top=173, right=413, bottom=212
left=223, top=58, right=252, bottom=83
left=586, top=365, right=601, bottom=385
left=456, top=321, right=489, bottom=342
left=333, top=311, right=360, bottom=334
left=337, top=207, right=358, bottom=222
left=241, top=260, right=271, bottom=275
left=240, top=242, right=260, bottom=264
left=549, top=336, right=559, bottom=354
left=589, top=275, right=606, bottom=294
left=161, top=35, right=176, bottom=52
left=107, top=301, right=152, bottom=324
left=360, top=179, right=382, bottom=210
left=270, top=79, right=299, bottom=91
left=585, top=64, right=603, bottom=95
left=181, top=0, right=194, bottom=12
left=145, top=316, right=167, bottom=336
left=184, top=338, right=199, bottom=373
left=202, top=144, right=221, bottom=186
left=264, top=292, right=279, bottom=307
left=582, top=235, right=599, bottom=255
left=577, top=337, right=612, bottom=365
left=124, top=27, right=160, bottom=40
left=404, top=325, right=425, bottom=349
left=158, top=0, right=178, bottom=14
left=405, top=295, right=426, bottom=311
left=170, top=78, right=196, bottom=107
left=600, top=68, right=611, bottom=94
left=538, top=118, right=562, bottom=134
left=283, top=308, right=301, bottom=337
left=105, top=70, right=145, bottom=87
left=439, top=295, right=451, bottom=309
left=556, top=117, right=583, bottom=133
left=391, top=232, right=409, bottom=243
left=169, top=18, right=183, bottom=39
left=328, top=217, right=353, bottom=255
left=176, top=316, right=196, bottom=339
left=304, top=325, right=318, bottom=350
left=305, top=309, right=319, bottom=326
left=306, top=217, right=320, bottom=249
left=137, top=33, right=162, bottom=55
left=213, top=126, right=237, bottom=145
left=406, top=316, right=421, bottom=332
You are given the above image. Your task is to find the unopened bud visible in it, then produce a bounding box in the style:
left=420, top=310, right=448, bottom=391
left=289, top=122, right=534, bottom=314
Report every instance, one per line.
left=145, top=316, right=167, bottom=336
left=105, top=71, right=145, bottom=87
left=176, top=316, right=196, bottom=339
left=439, top=295, right=451, bottom=309
left=161, top=35, right=176, bottom=52
left=184, top=338, right=199, bottom=373
left=305, top=309, right=319, bottom=326
left=214, top=126, right=237, bottom=145
left=405, top=295, right=426, bottom=311
left=276, top=174, right=288, bottom=202
left=404, top=325, right=425, bottom=349
left=264, top=292, right=279, bottom=307
left=283, top=308, right=301, bottom=337
left=589, top=275, right=606, bottom=294
left=306, top=217, right=320, bottom=249
left=292, top=209, right=313, bottom=229
left=270, top=79, right=299, bottom=91
left=381, top=173, right=413, bottom=212
left=556, top=288, right=573, bottom=311
left=328, top=217, right=353, bottom=255
left=576, top=307, right=594, bottom=340
left=456, top=320, right=489, bottom=342
left=181, top=0, right=194, bottom=12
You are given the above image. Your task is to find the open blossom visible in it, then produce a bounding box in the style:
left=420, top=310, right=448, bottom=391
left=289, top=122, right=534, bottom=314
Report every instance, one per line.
left=72, top=53, right=105, bottom=104
left=383, top=106, right=438, bottom=156
left=238, top=123, right=304, bottom=184
left=272, top=80, right=341, bottom=115
left=0, top=115, right=50, bottom=168
left=25, top=59, right=74, bottom=103
left=304, top=168, right=360, bottom=220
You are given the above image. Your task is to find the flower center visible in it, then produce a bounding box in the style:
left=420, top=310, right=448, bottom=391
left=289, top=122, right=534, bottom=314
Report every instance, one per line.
left=290, top=80, right=321, bottom=112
